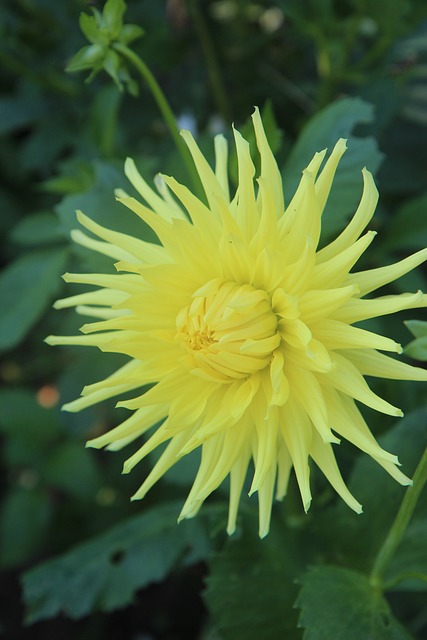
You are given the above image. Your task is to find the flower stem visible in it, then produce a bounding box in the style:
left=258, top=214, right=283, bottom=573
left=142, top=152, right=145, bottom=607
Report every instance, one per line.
left=187, top=0, right=232, bottom=124
left=112, top=41, right=203, bottom=198
left=370, top=447, right=427, bottom=588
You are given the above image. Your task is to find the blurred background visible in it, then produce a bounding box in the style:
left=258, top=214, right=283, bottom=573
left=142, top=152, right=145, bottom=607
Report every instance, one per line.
left=1, top=1, right=427, bottom=639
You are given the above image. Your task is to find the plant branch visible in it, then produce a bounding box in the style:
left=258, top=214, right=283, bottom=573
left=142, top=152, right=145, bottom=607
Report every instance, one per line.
left=113, top=41, right=203, bottom=198
left=370, top=447, right=427, bottom=588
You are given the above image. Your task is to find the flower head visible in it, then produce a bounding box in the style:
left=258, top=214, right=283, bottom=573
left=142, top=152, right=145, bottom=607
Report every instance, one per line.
left=47, top=108, right=427, bottom=537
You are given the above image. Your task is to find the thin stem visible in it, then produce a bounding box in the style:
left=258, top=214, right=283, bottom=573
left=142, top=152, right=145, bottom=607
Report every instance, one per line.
left=383, top=571, right=427, bottom=591
left=313, top=34, right=336, bottom=108
left=98, top=87, right=122, bottom=157
left=187, top=0, right=232, bottom=124
left=112, top=42, right=203, bottom=199
left=370, top=447, right=427, bottom=588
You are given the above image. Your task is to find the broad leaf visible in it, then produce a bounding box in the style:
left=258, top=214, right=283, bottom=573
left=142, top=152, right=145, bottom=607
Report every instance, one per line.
left=55, top=160, right=155, bottom=241
left=0, top=247, right=69, bottom=351
left=383, top=193, right=427, bottom=251
left=319, top=409, right=427, bottom=572
left=43, top=442, right=101, bottom=501
left=10, top=211, right=67, bottom=246
left=205, top=511, right=304, bottom=640
left=22, top=501, right=212, bottom=623
left=386, top=518, right=427, bottom=592
left=296, top=565, right=413, bottom=640
left=0, top=388, right=60, bottom=443
left=0, top=92, right=46, bottom=135
left=0, top=488, right=52, bottom=569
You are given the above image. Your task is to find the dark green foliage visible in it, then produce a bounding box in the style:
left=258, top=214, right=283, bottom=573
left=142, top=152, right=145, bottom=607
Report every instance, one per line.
left=1, top=1, right=427, bottom=638
left=404, top=321, right=427, bottom=361
left=205, top=511, right=304, bottom=640
left=321, top=410, right=427, bottom=570
left=386, top=518, right=427, bottom=592
left=0, top=248, right=69, bottom=351
left=203, top=413, right=427, bottom=639
left=296, top=566, right=414, bottom=640
left=22, top=501, right=212, bottom=623
left=384, top=194, right=427, bottom=251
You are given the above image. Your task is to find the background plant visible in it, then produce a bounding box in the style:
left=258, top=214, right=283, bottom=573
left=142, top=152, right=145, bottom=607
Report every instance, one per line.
left=1, top=0, right=427, bottom=638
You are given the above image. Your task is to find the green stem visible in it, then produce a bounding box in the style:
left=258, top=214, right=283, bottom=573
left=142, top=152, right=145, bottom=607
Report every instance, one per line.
left=383, top=571, right=427, bottom=591
left=112, top=42, right=203, bottom=198
left=187, top=0, right=232, bottom=123
left=313, top=34, right=336, bottom=108
left=98, top=87, right=122, bottom=157
left=370, top=447, right=427, bottom=589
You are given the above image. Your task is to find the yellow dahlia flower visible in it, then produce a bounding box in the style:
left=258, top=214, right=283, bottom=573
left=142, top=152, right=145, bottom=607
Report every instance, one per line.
left=47, top=108, right=427, bottom=537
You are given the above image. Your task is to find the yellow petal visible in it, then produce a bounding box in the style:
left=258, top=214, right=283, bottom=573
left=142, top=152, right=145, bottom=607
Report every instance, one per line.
left=315, top=138, right=348, bottom=215
left=333, top=291, right=426, bottom=323
left=327, top=353, right=403, bottom=417
left=317, top=167, right=378, bottom=263
left=312, top=319, right=402, bottom=353
left=252, top=106, right=284, bottom=216
left=311, top=231, right=376, bottom=289
left=214, top=134, right=230, bottom=202
left=279, top=400, right=312, bottom=511
left=342, top=349, right=427, bottom=381
left=310, top=429, right=362, bottom=513
left=347, top=248, right=427, bottom=295
left=125, top=157, right=186, bottom=222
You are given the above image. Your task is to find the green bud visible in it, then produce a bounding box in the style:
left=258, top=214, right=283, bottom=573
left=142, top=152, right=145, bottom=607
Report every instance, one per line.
left=68, top=0, right=144, bottom=96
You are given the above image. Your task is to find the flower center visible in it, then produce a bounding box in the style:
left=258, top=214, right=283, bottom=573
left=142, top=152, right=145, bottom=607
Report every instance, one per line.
left=176, top=279, right=281, bottom=382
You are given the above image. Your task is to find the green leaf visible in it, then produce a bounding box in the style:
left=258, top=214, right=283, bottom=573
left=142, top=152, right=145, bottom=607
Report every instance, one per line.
left=103, top=50, right=123, bottom=90
left=22, top=501, right=212, bottom=622
left=55, top=160, right=157, bottom=255
left=0, top=388, right=60, bottom=443
left=10, top=212, right=67, bottom=246
left=0, top=388, right=61, bottom=469
left=88, top=85, right=123, bottom=157
left=283, top=97, right=383, bottom=240
left=205, top=513, right=304, bottom=640
left=43, top=442, right=100, bottom=500
left=386, top=518, right=427, bottom=592
left=404, top=336, right=427, bottom=361
left=321, top=409, right=427, bottom=572
left=119, top=24, right=145, bottom=45
left=42, top=159, right=95, bottom=195
left=66, top=44, right=106, bottom=73
left=0, top=94, right=46, bottom=135
left=102, top=0, right=126, bottom=39
left=296, top=565, right=413, bottom=640
left=405, top=320, right=427, bottom=340
left=79, top=13, right=107, bottom=45
left=0, top=488, right=52, bottom=569
left=383, top=193, right=427, bottom=251
left=0, top=248, right=69, bottom=351
left=369, top=0, right=410, bottom=35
